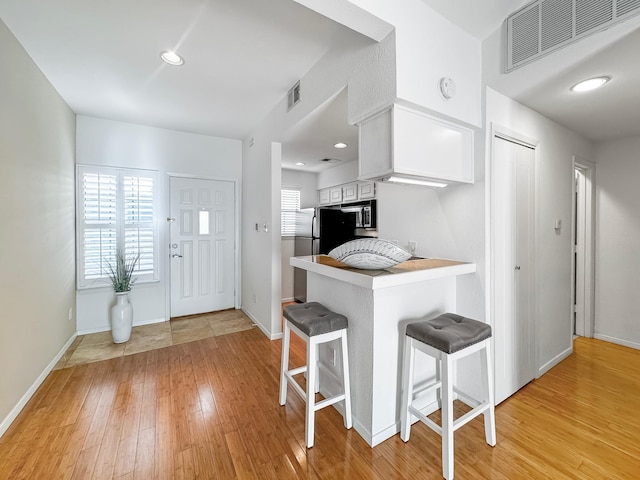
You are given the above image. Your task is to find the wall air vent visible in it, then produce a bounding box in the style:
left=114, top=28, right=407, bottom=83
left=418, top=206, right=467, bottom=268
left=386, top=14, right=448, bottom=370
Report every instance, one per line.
left=506, top=0, right=640, bottom=71
left=287, top=81, right=301, bottom=111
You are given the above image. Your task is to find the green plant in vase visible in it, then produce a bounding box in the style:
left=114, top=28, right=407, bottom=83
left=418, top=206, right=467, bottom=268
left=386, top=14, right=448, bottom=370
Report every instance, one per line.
left=105, top=251, right=140, bottom=292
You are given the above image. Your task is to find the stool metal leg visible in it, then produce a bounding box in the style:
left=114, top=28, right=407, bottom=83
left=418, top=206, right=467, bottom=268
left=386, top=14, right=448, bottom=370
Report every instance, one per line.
left=400, top=335, right=415, bottom=442
left=480, top=340, right=497, bottom=446
left=441, top=354, right=454, bottom=480
left=340, top=330, right=353, bottom=429
left=306, top=337, right=318, bottom=448
left=279, top=321, right=291, bottom=406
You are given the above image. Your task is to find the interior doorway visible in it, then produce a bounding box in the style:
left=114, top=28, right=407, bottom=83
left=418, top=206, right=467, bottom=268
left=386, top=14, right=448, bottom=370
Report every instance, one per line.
left=571, top=157, right=595, bottom=338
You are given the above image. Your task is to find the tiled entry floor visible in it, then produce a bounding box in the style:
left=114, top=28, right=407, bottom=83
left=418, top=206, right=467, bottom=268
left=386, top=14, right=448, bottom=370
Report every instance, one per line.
left=55, top=309, right=255, bottom=369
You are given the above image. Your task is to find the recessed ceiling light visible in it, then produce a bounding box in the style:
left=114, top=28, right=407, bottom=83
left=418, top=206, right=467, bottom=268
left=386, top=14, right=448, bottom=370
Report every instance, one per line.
left=160, top=50, right=184, bottom=66
left=295, top=162, right=305, bottom=166
left=570, top=76, right=610, bottom=92
left=333, top=142, right=348, bottom=149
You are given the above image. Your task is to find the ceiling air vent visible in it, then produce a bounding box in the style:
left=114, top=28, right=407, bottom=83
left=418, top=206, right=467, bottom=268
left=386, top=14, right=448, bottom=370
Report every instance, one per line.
left=506, top=0, right=640, bottom=71
left=617, top=0, right=640, bottom=17
left=287, top=81, right=301, bottom=112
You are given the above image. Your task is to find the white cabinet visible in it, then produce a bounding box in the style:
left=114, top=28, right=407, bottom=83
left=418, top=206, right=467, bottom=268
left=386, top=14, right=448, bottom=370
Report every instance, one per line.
left=318, top=188, right=331, bottom=206
left=329, top=187, right=343, bottom=204
left=358, top=181, right=375, bottom=200
left=358, top=103, right=474, bottom=185
left=318, top=181, right=376, bottom=206
left=342, top=183, right=358, bottom=203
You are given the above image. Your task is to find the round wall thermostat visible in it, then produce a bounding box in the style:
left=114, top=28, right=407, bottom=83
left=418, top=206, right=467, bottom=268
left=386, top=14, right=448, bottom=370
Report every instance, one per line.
left=439, top=76, right=456, bottom=99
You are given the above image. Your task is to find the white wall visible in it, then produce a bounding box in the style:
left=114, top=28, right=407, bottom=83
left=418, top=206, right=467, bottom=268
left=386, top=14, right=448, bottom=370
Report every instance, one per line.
left=304, top=0, right=482, bottom=126
left=75, top=116, right=242, bottom=333
left=0, top=19, right=76, bottom=434
left=594, top=136, right=640, bottom=349
left=282, top=168, right=318, bottom=209
left=485, top=87, right=594, bottom=373
left=317, top=160, right=358, bottom=190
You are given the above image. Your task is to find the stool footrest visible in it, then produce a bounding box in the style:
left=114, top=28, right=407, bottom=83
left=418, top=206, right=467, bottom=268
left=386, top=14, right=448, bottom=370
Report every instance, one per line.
left=409, top=399, right=491, bottom=436
left=314, top=393, right=346, bottom=411
left=287, top=365, right=307, bottom=377
left=452, top=401, right=491, bottom=432
left=284, top=371, right=308, bottom=401
left=409, top=403, right=442, bottom=435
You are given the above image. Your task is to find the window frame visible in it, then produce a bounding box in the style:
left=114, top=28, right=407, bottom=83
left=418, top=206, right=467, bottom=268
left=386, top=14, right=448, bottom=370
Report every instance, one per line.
left=281, top=187, right=301, bottom=237
left=76, top=164, right=160, bottom=290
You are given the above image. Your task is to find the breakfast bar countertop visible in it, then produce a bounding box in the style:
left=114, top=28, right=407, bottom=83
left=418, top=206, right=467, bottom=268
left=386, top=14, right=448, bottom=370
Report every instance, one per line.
left=290, top=255, right=476, bottom=290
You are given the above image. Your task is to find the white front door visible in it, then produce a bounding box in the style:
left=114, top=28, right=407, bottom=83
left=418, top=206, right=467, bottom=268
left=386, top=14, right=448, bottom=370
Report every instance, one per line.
left=492, top=135, right=536, bottom=404
left=169, top=177, right=235, bottom=317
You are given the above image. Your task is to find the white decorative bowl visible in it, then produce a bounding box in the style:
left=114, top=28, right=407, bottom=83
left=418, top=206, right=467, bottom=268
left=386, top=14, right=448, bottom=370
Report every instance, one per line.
left=328, top=239, right=411, bottom=270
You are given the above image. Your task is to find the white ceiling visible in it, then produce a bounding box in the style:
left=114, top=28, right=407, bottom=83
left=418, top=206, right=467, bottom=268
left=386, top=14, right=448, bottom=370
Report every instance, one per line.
left=515, top=27, right=640, bottom=143
left=1, top=0, right=638, bottom=169
left=0, top=0, right=364, bottom=140
left=420, top=0, right=528, bottom=40
left=281, top=89, right=358, bottom=172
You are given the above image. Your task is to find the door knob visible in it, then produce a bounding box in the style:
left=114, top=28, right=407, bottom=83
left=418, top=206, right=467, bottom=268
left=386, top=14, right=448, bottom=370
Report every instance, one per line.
left=171, top=254, right=183, bottom=258
left=515, top=265, right=521, bottom=270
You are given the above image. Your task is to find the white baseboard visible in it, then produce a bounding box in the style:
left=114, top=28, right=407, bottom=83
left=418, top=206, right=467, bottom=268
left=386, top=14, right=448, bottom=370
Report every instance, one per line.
left=538, top=345, right=573, bottom=377
left=0, top=331, right=77, bottom=438
left=594, top=334, right=640, bottom=350
left=281, top=297, right=294, bottom=303
left=241, top=308, right=283, bottom=340
left=77, top=317, right=167, bottom=336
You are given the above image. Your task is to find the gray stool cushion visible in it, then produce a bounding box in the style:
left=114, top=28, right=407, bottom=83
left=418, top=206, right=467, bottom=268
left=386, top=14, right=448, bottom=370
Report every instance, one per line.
left=284, top=302, right=348, bottom=337
left=406, top=313, right=491, bottom=354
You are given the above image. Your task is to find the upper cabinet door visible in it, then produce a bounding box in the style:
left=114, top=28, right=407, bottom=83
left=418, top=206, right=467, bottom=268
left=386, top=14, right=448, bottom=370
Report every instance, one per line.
left=318, top=188, right=331, bottom=206
left=329, top=187, right=343, bottom=205
left=358, top=182, right=375, bottom=200
left=342, top=183, right=358, bottom=203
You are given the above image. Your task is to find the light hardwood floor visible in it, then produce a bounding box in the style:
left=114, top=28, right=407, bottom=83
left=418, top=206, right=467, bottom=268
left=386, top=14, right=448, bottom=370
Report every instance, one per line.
left=0, top=332, right=638, bottom=479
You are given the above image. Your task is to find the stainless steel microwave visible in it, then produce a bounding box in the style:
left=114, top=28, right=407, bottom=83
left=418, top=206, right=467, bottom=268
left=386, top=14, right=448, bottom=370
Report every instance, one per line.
left=340, top=200, right=376, bottom=229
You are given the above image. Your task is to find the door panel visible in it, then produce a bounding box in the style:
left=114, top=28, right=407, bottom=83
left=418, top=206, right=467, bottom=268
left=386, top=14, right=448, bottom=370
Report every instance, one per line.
left=170, top=177, right=235, bottom=317
left=493, top=136, right=535, bottom=404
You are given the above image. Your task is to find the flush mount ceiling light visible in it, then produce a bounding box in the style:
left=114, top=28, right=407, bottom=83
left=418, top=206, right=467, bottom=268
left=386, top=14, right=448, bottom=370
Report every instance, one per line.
left=570, top=76, right=610, bottom=92
left=333, top=142, right=348, bottom=149
left=295, top=162, right=305, bottom=166
left=160, top=50, right=184, bottom=66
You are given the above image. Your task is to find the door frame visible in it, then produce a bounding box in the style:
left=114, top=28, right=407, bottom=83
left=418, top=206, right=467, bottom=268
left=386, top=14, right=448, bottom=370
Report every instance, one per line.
left=570, top=156, right=596, bottom=338
left=165, top=173, right=241, bottom=320
left=487, top=123, right=539, bottom=396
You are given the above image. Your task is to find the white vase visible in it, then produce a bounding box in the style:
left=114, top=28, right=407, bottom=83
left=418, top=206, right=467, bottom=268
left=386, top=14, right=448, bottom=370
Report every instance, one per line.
left=111, top=291, right=133, bottom=343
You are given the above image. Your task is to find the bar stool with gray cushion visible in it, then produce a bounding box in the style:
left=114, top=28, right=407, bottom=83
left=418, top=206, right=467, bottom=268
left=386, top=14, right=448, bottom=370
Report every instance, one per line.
left=279, top=302, right=352, bottom=448
left=400, top=313, right=496, bottom=480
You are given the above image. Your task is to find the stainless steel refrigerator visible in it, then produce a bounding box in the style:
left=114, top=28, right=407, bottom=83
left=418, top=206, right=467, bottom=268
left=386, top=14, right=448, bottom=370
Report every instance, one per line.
left=293, top=207, right=357, bottom=303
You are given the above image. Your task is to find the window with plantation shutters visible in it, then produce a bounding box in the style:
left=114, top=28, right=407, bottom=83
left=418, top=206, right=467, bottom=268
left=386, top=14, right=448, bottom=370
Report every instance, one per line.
left=77, top=165, right=159, bottom=289
left=281, top=188, right=300, bottom=237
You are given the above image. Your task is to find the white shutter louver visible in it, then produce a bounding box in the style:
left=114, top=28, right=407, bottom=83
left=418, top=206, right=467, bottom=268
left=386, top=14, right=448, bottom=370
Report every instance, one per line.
left=82, top=172, right=117, bottom=279
left=124, top=175, right=155, bottom=275
left=281, top=189, right=301, bottom=237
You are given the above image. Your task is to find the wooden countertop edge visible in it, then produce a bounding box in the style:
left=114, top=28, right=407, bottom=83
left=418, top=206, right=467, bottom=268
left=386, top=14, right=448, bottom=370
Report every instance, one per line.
left=290, top=255, right=477, bottom=290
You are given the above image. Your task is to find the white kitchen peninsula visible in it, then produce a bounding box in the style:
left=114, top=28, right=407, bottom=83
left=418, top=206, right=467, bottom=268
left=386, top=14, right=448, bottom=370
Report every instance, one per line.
left=289, top=255, right=476, bottom=447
